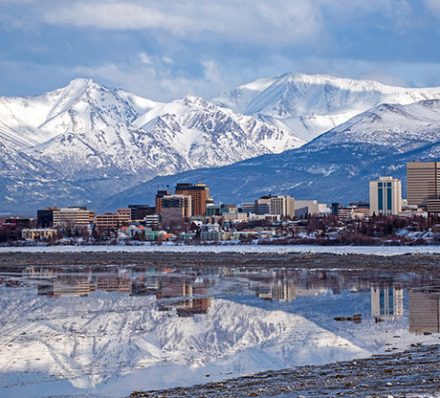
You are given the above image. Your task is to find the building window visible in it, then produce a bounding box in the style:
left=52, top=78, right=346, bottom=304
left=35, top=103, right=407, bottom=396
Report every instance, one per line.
left=378, top=186, right=383, bottom=210
left=387, top=186, right=392, bottom=210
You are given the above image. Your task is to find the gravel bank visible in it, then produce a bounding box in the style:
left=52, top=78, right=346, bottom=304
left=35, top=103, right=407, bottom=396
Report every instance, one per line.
left=128, top=344, right=440, bottom=398
left=2, top=252, right=440, bottom=274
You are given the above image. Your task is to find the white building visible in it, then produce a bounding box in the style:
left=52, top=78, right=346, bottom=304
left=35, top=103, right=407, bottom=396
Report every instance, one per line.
left=369, top=176, right=402, bottom=216
left=253, top=195, right=295, bottom=218
left=294, top=200, right=320, bottom=218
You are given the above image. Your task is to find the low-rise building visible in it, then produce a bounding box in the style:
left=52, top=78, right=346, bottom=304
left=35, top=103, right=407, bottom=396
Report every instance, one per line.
left=53, top=207, right=95, bottom=228
left=294, top=200, right=320, bottom=218
left=22, top=228, right=58, bottom=241
left=200, top=223, right=223, bottom=241
left=95, top=208, right=131, bottom=232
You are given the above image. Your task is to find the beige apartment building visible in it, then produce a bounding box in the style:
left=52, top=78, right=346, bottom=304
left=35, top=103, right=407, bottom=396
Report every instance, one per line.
left=95, top=208, right=131, bottom=231
left=53, top=207, right=95, bottom=228
left=369, top=176, right=402, bottom=216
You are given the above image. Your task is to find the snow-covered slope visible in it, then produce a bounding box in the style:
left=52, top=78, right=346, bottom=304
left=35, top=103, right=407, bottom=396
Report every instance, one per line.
left=306, top=99, right=440, bottom=151
left=215, top=73, right=440, bottom=141
left=107, top=98, right=440, bottom=207
left=0, top=80, right=303, bottom=212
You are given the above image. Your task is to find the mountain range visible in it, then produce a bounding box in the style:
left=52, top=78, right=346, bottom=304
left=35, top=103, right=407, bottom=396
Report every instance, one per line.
left=106, top=98, right=440, bottom=208
left=2, top=73, right=440, bottom=213
left=0, top=78, right=302, bottom=213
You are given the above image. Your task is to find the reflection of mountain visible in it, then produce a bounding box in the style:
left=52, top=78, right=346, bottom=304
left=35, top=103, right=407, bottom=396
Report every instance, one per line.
left=0, top=288, right=367, bottom=395
left=409, top=287, right=440, bottom=334
left=371, top=285, right=404, bottom=320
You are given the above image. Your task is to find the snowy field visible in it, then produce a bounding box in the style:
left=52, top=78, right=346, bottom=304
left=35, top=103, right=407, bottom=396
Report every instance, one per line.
left=1, top=244, right=440, bottom=256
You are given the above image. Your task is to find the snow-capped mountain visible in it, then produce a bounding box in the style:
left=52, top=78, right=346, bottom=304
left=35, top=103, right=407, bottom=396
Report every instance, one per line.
left=0, top=79, right=302, bottom=212
left=215, top=73, right=440, bottom=141
left=107, top=98, right=440, bottom=207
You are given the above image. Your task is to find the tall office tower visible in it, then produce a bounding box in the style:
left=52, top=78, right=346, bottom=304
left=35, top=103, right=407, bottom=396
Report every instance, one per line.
left=155, top=190, right=170, bottom=215
left=175, top=183, right=210, bottom=216
left=369, top=176, right=402, bottom=215
left=407, top=162, right=440, bottom=211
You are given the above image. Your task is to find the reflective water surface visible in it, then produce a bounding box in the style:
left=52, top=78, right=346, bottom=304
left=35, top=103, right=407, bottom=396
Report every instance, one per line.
left=0, top=265, right=439, bottom=398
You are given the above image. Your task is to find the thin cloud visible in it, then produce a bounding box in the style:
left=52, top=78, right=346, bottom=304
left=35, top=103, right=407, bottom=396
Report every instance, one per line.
left=43, top=0, right=322, bottom=45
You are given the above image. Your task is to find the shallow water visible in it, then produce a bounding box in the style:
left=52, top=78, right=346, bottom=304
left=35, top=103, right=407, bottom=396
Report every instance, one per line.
left=0, top=264, right=439, bottom=398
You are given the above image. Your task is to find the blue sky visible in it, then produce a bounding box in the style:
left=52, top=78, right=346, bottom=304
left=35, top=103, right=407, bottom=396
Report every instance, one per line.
left=2, top=0, right=440, bottom=100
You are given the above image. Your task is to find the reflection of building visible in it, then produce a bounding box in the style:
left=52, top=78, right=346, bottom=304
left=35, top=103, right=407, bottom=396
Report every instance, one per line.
left=38, top=276, right=94, bottom=297
left=272, top=276, right=296, bottom=301
left=371, top=285, right=403, bottom=319
left=409, top=287, right=440, bottom=334
left=95, top=274, right=132, bottom=293
left=255, top=272, right=296, bottom=302
left=156, top=277, right=211, bottom=316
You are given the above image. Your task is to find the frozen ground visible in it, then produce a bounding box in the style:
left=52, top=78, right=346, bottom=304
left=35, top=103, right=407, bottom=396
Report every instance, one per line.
left=2, top=244, right=440, bottom=256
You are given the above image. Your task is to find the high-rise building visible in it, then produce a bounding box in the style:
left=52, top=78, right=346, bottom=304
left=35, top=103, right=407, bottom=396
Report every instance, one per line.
left=160, top=194, right=192, bottom=224
left=407, top=162, right=440, bottom=207
left=53, top=207, right=95, bottom=228
left=155, top=190, right=170, bottom=215
left=369, top=176, right=402, bottom=216
left=175, top=183, right=211, bottom=216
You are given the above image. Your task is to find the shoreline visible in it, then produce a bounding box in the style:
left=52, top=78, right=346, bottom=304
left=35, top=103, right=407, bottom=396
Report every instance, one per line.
left=2, top=243, right=440, bottom=256
left=128, top=344, right=440, bottom=398
left=2, top=251, right=440, bottom=274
